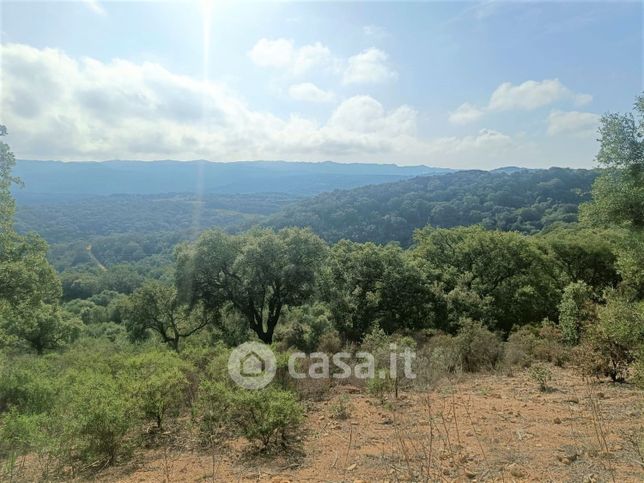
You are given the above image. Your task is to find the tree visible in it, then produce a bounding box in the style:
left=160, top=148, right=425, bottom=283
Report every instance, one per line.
left=539, top=227, right=620, bottom=291
left=0, top=126, right=78, bottom=353
left=581, top=94, right=644, bottom=228
left=124, top=281, right=212, bottom=351
left=321, top=240, right=434, bottom=342
left=412, top=226, right=561, bottom=333
left=0, top=125, right=21, bottom=234
left=176, top=228, right=327, bottom=344
left=580, top=93, right=644, bottom=298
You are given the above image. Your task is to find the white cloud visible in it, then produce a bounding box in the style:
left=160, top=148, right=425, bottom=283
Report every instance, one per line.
left=448, top=102, right=484, bottom=125
left=82, top=0, right=106, bottom=16
left=547, top=110, right=600, bottom=137
left=0, top=43, right=418, bottom=162
left=488, top=79, right=592, bottom=111
left=428, top=129, right=514, bottom=155
left=288, top=83, right=335, bottom=103
left=247, top=38, right=294, bottom=68
left=342, top=48, right=398, bottom=85
left=248, top=38, right=332, bottom=75
left=363, top=25, right=390, bottom=40
left=292, top=42, right=333, bottom=76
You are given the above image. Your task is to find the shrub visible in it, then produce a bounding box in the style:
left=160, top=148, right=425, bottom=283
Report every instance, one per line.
left=316, top=329, right=342, bottom=354
left=504, top=326, right=537, bottom=368
left=532, top=320, right=568, bottom=366
left=195, top=383, right=303, bottom=449
left=454, top=319, right=502, bottom=372
left=56, top=371, right=140, bottom=466
left=579, top=296, right=644, bottom=382
left=330, top=394, right=351, bottom=420
left=194, top=380, right=232, bottom=444
left=529, top=364, right=552, bottom=392
left=558, top=281, right=593, bottom=346
left=126, top=350, right=192, bottom=429
left=228, top=388, right=303, bottom=449
left=0, top=358, right=58, bottom=414
left=367, top=376, right=392, bottom=403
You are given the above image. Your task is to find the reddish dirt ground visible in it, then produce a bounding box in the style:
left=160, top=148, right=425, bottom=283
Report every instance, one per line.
left=89, top=366, right=643, bottom=483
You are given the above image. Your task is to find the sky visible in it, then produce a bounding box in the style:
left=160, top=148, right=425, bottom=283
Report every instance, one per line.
left=0, top=1, right=641, bottom=169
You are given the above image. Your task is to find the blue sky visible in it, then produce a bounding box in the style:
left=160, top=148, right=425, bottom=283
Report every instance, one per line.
left=1, top=1, right=641, bottom=168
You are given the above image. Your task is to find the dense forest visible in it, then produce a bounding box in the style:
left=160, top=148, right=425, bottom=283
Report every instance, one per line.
left=266, top=168, right=599, bottom=245
left=0, top=97, right=642, bottom=480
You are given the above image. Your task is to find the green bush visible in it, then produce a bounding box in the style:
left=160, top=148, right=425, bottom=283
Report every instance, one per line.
left=580, top=295, right=644, bottom=382
left=56, top=371, right=140, bottom=466
left=126, top=350, right=192, bottom=429
left=529, top=363, right=552, bottom=391
left=195, top=383, right=304, bottom=449
left=228, top=387, right=303, bottom=449
left=558, top=281, right=593, bottom=346
left=194, top=380, right=232, bottom=444
left=0, top=358, right=58, bottom=414
left=454, top=319, right=502, bottom=372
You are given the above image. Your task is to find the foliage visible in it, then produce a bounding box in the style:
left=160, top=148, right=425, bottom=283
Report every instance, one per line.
left=579, top=294, right=644, bottom=382
left=176, top=227, right=327, bottom=343
left=454, top=319, right=503, bottom=372
left=558, top=281, right=594, bottom=346
left=126, top=350, right=192, bottom=429
left=529, top=363, right=552, bottom=392
left=413, top=226, right=561, bottom=333
left=321, top=240, right=434, bottom=342
left=267, top=168, right=597, bottom=245
left=124, top=281, right=213, bottom=351
left=195, top=383, right=303, bottom=449
left=580, top=94, right=644, bottom=229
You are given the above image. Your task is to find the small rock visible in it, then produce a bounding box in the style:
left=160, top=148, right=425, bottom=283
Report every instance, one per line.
left=583, top=474, right=598, bottom=483
left=597, top=392, right=605, bottom=399
left=554, top=417, right=562, bottom=424
left=566, top=396, right=579, bottom=404
left=464, top=468, right=477, bottom=478
left=507, top=463, right=526, bottom=478
left=346, top=463, right=357, bottom=471
left=465, top=430, right=474, bottom=437
left=318, top=415, right=325, bottom=421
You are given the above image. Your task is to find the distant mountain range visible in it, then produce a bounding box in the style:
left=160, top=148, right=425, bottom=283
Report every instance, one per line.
left=13, top=160, right=454, bottom=198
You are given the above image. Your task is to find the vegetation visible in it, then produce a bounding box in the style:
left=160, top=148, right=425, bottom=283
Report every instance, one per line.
left=1, top=95, right=643, bottom=479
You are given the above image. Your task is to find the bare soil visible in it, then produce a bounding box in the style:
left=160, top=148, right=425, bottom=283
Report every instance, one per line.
left=22, top=366, right=644, bottom=482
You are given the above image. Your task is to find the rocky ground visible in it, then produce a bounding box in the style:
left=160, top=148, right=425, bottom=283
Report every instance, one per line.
left=89, top=365, right=644, bottom=482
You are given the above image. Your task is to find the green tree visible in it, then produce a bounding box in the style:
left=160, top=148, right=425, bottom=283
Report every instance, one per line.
left=124, top=281, right=212, bottom=351
left=0, top=126, right=78, bottom=353
left=581, top=94, right=644, bottom=228
left=176, top=228, right=327, bottom=344
left=412, top=226, right=561, bottom=333
left=321, top=240, right=434, bottom=342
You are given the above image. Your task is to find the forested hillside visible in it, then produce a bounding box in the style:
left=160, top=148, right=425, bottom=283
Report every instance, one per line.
left=266, top=168, right=598, bottom=244
left=16, top=193, right=297, bottom=243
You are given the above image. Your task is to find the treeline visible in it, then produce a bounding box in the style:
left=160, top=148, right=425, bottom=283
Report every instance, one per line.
left=266, top=168, right=598, bottom=245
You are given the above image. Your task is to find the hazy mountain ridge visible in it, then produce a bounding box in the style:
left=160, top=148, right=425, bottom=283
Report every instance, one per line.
left=14, top=160, right=453, bottom=197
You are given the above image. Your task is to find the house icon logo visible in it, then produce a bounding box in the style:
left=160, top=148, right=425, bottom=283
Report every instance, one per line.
left=228, top=342, right=277, bottom=389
